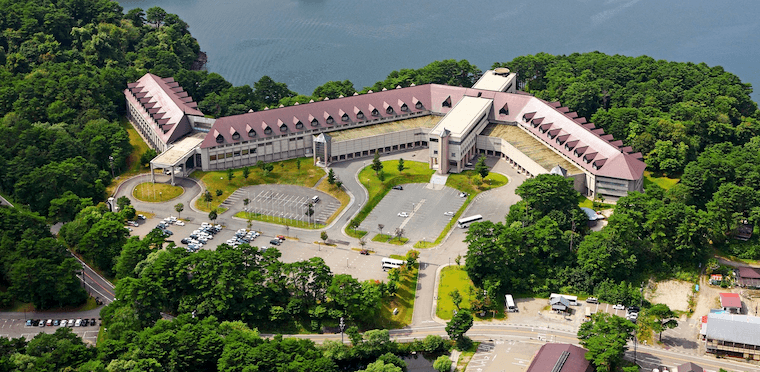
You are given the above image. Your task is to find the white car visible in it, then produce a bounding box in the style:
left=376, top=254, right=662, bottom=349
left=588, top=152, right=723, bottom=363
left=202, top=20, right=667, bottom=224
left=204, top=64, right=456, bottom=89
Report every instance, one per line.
left=459, top=192, right=468, bottom=198
left=443, top=211, right=454, bottom=216
left=612, top=304, right=625, bottom=310
left=201, top=222, right=211, bottom=228
left=175, top=221, right=185, bottom=226
left=398, top=212, right=409, bottom=217
left=60, top=320, right=67, bottom=327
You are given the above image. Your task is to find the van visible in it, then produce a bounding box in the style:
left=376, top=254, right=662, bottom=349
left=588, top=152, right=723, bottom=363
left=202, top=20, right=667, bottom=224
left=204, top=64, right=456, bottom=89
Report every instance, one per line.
left=505, top=294, right=518, bottom=312
left=312, top=195, right=320, bottom=203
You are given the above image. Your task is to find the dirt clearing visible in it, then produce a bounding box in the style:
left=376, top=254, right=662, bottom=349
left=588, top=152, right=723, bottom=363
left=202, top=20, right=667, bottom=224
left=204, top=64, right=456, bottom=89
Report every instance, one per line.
left=647, top=280, right=692, bottom=312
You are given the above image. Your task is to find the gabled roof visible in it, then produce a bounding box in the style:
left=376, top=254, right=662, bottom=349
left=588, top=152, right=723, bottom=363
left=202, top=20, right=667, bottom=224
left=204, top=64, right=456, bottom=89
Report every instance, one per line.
left=526, top=344, right=593, bottom=372
left=676, top=362, right=703, bottom=372
left=705, top=313, right=760, bottom=346
left=720, top=293, right=741, bottom=308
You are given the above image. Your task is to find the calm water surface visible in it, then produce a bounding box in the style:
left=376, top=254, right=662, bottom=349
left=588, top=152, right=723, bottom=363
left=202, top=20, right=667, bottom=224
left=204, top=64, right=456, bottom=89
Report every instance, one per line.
left=119, top=0, right=760, bottom=101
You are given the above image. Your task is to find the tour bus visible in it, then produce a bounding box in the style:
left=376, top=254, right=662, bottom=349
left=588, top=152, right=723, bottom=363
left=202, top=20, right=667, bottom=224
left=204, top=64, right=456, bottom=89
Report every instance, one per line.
left=381, top=257, right=404, bottom=271
left=505, top=294, right=518, bottom=312
left=457, top=214, right=483, bottom=228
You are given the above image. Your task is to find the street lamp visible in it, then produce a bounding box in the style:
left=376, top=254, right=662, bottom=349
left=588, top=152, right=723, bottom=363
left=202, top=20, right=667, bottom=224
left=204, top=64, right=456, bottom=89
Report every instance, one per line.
left=339, top=317, right=345, bottom=344
left=108, top=155, right=115, bottom=178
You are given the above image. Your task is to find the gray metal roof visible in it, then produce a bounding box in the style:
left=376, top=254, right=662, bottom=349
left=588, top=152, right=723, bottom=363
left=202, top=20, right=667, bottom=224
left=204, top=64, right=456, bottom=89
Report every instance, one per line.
left=705, top=313, right=760, bottom=345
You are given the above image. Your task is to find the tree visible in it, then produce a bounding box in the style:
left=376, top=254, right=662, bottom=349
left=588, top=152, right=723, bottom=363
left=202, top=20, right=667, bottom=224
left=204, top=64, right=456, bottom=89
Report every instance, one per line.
left=203, top=191, right=213, bottom=208
left=475, top=155, right=489, bottom=179
left=647, top=303, right=679, bottom=341
left=116, top=196, right=131, bottom=211
left=433, top=355, right=452, bottom=372
left=397, top=158, right=404, bottom=172
left=577, top=313, right=635, bottom=372
left=253, top=75, right=296, bottom=107
left=359, top=237, right=367, bottom=251
left=378, top=224, right=385, bottom=236
left=372, top=152, right=383, bottom=174
left=209, top=209, right=218, bottom=224
left=321, top=231, right=328, bottom=245
left=296, top=158, right=301, bottom=170
left=445, top=310, right=473, bottom=345
left=227, top=168, right=234, bottom=181
left=242, top=166, right=250, bottom=180
left=174, top=203, right=184, bottom=219
left=313, top=80, right=356, bottom=99
left=146, top=7, right=168, bottom=29
left=216, top=189, right=223, bottom=197
left=394, top=227, right=405, bottom=242
left=243, top=198, right=249, bottom=210
left=349, top=219, right=360, bottom=233
left=336, top=181, right=343, bottom=190
left=140, top=149, right=158, bottom=167
left=513, top=174, right=581, bottom=219
left=455, top=255, right=462, bottom=266
left=327, top=168, right=336, bottom=185
left=306, top=203, right=315, bottom=224
left=263, top=163, right=274, bottom=176
left=449, top=289, right=463, bottom=310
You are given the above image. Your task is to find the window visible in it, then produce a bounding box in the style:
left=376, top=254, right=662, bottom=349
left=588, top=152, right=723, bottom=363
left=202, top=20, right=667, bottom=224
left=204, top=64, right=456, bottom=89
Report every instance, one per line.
left=433, top=150, right=438, bottom=154
left=234, top=151, right=240, bottom=157
left=242, top=149, right=249, bottom=155
left=451, top=152, right=456, bottom=157
left=264, top=127, right=272, bottom=135
left=326, top=116, right=334, bottom=124
left=429, top=138, right=439, bottom=142
left=226, top=152, right=233, bottom=158
left=215, top=134, right=224, bottom=144
left=210, top=155, right=217, bottom=161
left=289, top=138, right=296, bottom=142
left=341, top=114, right=349, bottom=122
left=401, top=103, right=409, bottom=112
left=295, top=121, right=303, bottom=129
left=280, top=124, right=288, bottom=132
left=415, top=102, right=423, bottom=109
left=499, top=107, right=508, bottom=115
left=371, top=108, right=379, bottom=116
left=311, top=118, right=319, bottom=127
left=442, top=96, right=452, bottom=108
left=251, top=148, right=256, bottom=154
left=386, top=106, right=394, bottom=114
left=248, top=129, right=256, bottom=137
left=232, top=132, right=240, bottom=140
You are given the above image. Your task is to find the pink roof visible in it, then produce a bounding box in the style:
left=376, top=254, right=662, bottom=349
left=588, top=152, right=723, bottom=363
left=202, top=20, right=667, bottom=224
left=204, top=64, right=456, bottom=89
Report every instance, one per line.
left=198, top=83, right=646, bottom=181
left=124, top=73, right=203, bottom=144
left=720, top=293, right=741, bottom=308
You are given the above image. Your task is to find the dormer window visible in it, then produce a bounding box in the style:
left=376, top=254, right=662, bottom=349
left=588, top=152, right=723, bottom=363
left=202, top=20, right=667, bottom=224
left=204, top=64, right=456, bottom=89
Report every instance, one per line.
left=415, top=101, right=423, bottom=109
left=342, top=113, right=349, bottom=121
left=371, top=108, right=379, bottom=116
left=442, top=96, right=452, bottom=108
left=232, top=132, right=240, bottom=140
left=264, top=127, right=272, bottom=135
left=499, top=103, right=509, bottom=115
left=386, top=106, right=394, bottom=114
left=295, top=120, right=303, bottom=129
left=357, top=111, right=364, bottom=119
left=326, top=116, right=334, bottom=124
left=216, top=135, right=224, bottom=143
left=248, top=129, right=257, bottom=138
left=280, top=124, right=288, bottom=132
left=399, top=100, right=409, bottom=112
left=311, top=118, right=319, bottom=127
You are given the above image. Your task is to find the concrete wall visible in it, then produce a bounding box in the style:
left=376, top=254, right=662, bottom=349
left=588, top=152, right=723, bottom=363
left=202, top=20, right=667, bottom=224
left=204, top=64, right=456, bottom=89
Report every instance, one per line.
left=330, top=128, right=430, bottom=162
left=476, top=136, right=547, bottom=177
left=202, top=134, right=313, bottom=170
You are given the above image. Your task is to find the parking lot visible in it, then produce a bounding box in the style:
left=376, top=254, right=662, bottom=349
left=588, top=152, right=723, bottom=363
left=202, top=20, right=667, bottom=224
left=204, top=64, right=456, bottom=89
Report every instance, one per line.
left=227, top=184, right=340, bottom=226
left=0, top=318, right=99, bottom=345
left=358, top=183, right=466, bottom=243
left=465, top=340, right=542, bottom=372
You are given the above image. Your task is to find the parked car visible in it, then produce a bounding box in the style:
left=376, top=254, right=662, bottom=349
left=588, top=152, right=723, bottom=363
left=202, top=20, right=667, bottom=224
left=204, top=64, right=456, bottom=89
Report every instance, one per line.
left=91, top=318, right=96, bottom=326
left=459, top=192, right=468, bottom=198
left=312, top=196, right=320, bottom=203
left=627, top=306, right=640, bottom=314
left=360, top=249, right=370, bottom=255
left=46, top=319, right=53, bottom=326
left=175, top=221, right=185, bottom=226
left=443, top=211, right=454, bottom=216
left=276, top=235, right=285, bottom=241
left=53, top=319, right=60, bottom=326
left=81, top=319, right=89, bottom=326
left=128, top=221, right=139, bottom=227
left=586, top=297, right=599, bottom=304
left=68, top=319, right=75, bottom=327
left=269, top=239, right=281, bottom=246
left=60, top=320, right=67, bottom=327
left=392, top=185, right=403, bottom=190
left=25, top=319, right=32, bottom=327
left=137, top=214, right=146, bottom=220
left=612, top=304, right=625, bottom=310
left=398, top=212, right=409, bottom=217
left=74, top=319, right=82, bottom=327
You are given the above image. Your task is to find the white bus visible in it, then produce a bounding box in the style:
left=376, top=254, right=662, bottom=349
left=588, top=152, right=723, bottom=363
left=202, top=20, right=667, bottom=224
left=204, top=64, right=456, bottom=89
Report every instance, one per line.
left=505, top=294, right=518, bottom=312
left=457, top=214, right=483, bottom=228
left=381, top=257, right=404, bottom=271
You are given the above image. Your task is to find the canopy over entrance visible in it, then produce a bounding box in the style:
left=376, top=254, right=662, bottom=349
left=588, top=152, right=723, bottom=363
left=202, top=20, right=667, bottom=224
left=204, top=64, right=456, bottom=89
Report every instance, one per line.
left=150, top=132, right=205, bottom=185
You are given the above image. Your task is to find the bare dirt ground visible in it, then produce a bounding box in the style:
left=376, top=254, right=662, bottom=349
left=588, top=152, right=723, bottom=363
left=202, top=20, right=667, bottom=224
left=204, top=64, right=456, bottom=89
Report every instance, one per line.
left=694, top=276, right=724, bottom=318
left=647, top=280, right=693, bottom=312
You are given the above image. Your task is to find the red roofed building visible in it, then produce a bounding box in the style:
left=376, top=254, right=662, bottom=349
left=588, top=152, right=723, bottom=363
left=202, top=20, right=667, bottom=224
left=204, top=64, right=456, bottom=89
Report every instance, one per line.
left=525, top=343, right=594, bottom=372
left=720, top=293, right=742, bottom=313
left=126, top=70, right=646, bottom=199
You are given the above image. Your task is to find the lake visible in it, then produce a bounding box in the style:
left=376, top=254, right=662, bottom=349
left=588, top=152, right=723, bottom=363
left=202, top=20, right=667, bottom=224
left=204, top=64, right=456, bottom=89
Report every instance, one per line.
left=119, top=0, right=760, bottom=101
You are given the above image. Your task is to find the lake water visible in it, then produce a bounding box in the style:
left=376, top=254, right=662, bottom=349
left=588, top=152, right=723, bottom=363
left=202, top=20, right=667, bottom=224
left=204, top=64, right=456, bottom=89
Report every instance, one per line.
left=119, top=0, right=760, bottom=102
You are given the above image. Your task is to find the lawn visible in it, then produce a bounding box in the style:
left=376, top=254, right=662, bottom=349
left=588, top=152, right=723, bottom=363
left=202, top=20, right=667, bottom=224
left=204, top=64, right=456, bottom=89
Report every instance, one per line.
left=436, top=266, right=505, bottom=320
left=371, top=234, right=409, bottom=245
left=106, top=118, right=153, bottom=196
left=445, top=171, right=508, bottom=195
left=133, top=182, right=184, bottom=202
left=374, top=262, right=419, bottom=329
left=192, top=157, right=324, bottom=212
left=315, top=181, right=350, bottom=226
left=234, top=211, right=324, bottom=229
left=577, top=195, right=613, bottom=210
left=644, top=171, right=680, bottom=191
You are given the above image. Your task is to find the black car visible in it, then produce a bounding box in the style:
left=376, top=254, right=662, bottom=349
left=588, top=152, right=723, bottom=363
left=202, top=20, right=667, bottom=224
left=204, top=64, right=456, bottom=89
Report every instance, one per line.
left=627, top=306, right=640, bottom=314
left=91, top=318, right=96, bottom=325
left=392, top=185, right=403, bottom=190
left=81, top=319, right=89, bottom=326
left=270, top=239, right=281, bottom=246
left=181, top=238, right=190, bottom=244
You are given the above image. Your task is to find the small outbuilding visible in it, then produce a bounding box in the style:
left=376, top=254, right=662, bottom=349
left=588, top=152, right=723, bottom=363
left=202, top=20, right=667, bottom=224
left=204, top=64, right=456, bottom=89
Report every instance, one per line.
left=675, top=362, right=704, bottom=372
left=720, top=293, right=742, bottom=313
left=737, top=267, right=760, bottom=288
left=551, top=296, right=571, bottom=313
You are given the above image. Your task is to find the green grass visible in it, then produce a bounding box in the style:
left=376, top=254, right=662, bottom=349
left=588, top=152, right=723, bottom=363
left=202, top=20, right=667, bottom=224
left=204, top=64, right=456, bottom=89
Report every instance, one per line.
left=371, top=234, right=409, bottom=245
left=234, top=211, right=324, bottom=229
left=121, top=117, right=151, bottom=174
left=315, top=180, right=350, bottom=226
left=456, top=342, right=481, bottom=371
left=436, top=266, right=505, bottom=320
left=132, top=182, right=184, bottom=202
left=192, top=157, right=324, bottom=212
left=578, top=194, right=613, bottom=210
left=346, top=229, right=368, bottom=238
left=445, top=171, right=508, bottom=195
left=644, top=171, right=680, bottom=191
left=373, top=263, right=419, bottom=329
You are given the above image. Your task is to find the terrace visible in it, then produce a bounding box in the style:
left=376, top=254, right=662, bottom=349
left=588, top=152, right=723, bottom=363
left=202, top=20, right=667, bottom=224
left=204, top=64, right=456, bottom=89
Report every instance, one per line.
left=330, top=115, right=441, bottom=142
left=481, top=124, right=584, bottom=175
